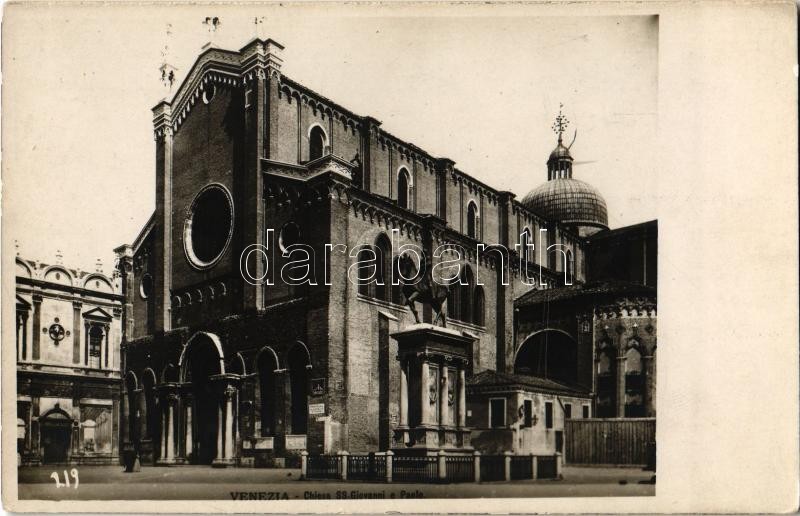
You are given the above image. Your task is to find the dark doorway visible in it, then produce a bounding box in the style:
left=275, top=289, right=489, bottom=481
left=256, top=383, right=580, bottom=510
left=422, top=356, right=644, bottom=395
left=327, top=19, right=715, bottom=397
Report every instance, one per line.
left=288, top=344, right=310, bottom=434
left=184, top=335, right=223, bottom=464
left=40, top=409, right=72, bottom=464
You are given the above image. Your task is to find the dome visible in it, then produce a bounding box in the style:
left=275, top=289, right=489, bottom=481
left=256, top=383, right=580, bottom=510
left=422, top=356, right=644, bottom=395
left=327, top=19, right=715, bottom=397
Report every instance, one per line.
left=549, top=142, right=572, bottom=161
left=521, top=178, right=609, bottom=229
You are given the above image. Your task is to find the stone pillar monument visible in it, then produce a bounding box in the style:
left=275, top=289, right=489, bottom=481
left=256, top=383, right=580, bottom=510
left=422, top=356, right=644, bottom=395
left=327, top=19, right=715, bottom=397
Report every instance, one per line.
left=391, top=324, right=473, bottom=455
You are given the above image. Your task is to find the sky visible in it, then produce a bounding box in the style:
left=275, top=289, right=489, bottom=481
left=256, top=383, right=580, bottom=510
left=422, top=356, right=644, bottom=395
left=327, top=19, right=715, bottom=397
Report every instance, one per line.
left=3, top=5, right=658, bottom=273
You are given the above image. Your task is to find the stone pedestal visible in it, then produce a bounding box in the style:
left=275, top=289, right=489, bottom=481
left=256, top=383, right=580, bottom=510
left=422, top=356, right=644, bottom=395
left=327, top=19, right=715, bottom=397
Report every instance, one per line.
left=391, top=324, right=473, bottom=455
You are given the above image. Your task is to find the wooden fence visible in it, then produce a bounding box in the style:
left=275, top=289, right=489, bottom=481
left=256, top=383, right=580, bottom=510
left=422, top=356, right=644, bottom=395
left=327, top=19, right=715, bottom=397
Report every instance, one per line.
left=564, top=418, right=655, bottom=465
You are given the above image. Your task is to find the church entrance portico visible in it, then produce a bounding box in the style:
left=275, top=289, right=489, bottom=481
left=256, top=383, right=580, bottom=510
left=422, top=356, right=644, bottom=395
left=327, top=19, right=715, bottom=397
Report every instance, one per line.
left=178, top=332, right=227, bottom=466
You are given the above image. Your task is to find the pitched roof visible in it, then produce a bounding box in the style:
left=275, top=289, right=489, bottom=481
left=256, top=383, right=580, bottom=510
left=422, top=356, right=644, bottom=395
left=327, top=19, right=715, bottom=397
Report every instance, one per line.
left=514, top=279, right=656, bottom=308
left=467, top=370, right=590, bottom=397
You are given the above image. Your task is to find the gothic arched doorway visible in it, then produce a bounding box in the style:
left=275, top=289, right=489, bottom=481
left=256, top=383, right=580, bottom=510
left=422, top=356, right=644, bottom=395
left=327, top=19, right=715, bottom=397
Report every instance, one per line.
left=40, top=406, right=73, bottom=464
left=180, top=333, right=225, bottom=464
left=514, top=330, right=578, bottom=385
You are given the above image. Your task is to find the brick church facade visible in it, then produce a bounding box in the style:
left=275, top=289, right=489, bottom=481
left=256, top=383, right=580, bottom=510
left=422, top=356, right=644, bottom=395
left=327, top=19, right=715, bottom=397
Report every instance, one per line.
left=116, top=38, right=655, bottom=467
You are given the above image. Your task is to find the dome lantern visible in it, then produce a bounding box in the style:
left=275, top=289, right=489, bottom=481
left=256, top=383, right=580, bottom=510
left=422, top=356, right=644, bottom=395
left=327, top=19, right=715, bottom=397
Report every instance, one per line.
left=521, top=106, right=609, bottom=235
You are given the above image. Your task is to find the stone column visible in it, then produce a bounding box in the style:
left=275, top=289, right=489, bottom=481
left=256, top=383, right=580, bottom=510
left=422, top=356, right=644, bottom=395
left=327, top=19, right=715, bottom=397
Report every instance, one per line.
left=224, top=386, right=236, bottom=462
left=160, top=407, right=167, bottom=461
left=616, top=355, right=627, bottom=418
left=84, top=322, right=90, bottom=366
left=104, top=323, right=110, bottom=369
left=72, top=301, right=82, bottom=364
left=31, top=295, right=42, bottom=361
left=458, top=367, right=466, bottom=427
left=643, top=354, right=655, bottom=417
left=216, top=401, right=224, bottom=462
left=165, top=398, right=175, bottom=462
left=138, top=390, right=148, bottom=440
left=121, top=391, right=130, bottom=444
left=439, top=365, right=449, bottom=425
left=420, top=360, right=430, bottom=425
left=184, top=394, right=194, bottom=462
left=399, top=359, right=408, bottom=426
left=21, top=313, right=28, bottom=360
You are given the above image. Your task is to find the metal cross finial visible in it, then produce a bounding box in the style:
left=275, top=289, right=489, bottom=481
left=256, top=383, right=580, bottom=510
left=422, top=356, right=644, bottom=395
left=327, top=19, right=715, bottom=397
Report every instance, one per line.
left=551, top=104, right=570, bottom=143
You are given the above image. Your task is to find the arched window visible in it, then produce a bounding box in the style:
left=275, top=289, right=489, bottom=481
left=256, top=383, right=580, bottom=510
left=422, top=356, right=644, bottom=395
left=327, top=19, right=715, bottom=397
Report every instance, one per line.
left=397, top=168, right=411, bottom=210
left=595, top=344, right=616, bottom=418
left=309, top=126, right=326, bottom=161
left=88, top=326, right=103, bottom=369
left=625, top=345, right=642, bottom=375
left=566, top=250, right=573, bottom=283
left=473, top=286, right=485, bottom=326
left=374, top=234, right=392, bottom=302
left=391, top=256, right=403, bottom=305
left=467, top=202, right=478, bottom=239
left=356, top=246, right=376, bottom=297
left=459, top=265, right=474, bottom=323
left=625, top=344, right=644, bottom=416
left=448, top=279, right=461, bottom=321
left=520, top=228, right=532, bottom=264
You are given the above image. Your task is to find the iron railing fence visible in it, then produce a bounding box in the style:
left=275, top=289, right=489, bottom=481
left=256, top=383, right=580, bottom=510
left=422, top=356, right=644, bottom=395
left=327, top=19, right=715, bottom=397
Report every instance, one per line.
left=480, top=455, right=506, bottom=482
left=445, top=455, right=474, bottom=482
left=347, top=454, right=387, bottom=481
left=537, top=455, right=557, bottom=479
left=392, top=455, right=438, bottom=483
left=510, top=456, right=533, bottom=480
left=306, top=454, right=341, bottom=479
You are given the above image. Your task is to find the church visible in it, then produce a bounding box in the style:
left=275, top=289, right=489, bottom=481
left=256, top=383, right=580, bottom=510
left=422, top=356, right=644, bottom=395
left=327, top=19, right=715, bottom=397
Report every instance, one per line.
left=116, top=37, right=656, bottom=468
left=16, top=251, right=123, bottom=465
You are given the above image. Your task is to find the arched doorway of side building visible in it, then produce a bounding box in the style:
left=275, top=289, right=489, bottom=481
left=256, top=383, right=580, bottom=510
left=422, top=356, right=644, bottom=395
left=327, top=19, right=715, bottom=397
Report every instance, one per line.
left=39, top=405, right=73, bottom=464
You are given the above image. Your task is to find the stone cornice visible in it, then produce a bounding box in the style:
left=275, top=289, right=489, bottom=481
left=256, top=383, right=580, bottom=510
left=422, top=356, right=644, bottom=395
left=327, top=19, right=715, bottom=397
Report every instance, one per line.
left=153, top=39, right=283, bottom=138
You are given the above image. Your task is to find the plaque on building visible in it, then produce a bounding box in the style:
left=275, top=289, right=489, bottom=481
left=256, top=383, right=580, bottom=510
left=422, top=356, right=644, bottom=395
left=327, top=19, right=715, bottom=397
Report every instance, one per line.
left=308, top=403, right=325, bottom=415
left=310, top=378, right=326, bottom=396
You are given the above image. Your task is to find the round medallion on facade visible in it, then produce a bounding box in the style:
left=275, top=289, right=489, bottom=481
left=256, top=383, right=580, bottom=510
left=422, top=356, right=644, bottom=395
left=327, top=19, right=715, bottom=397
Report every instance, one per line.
left=183, top=184, right=234, bottom=270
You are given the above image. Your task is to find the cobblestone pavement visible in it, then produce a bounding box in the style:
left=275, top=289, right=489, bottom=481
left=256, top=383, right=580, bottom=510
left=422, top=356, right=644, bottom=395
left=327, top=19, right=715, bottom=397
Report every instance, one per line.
left=16, top=465, right=655, bottom=500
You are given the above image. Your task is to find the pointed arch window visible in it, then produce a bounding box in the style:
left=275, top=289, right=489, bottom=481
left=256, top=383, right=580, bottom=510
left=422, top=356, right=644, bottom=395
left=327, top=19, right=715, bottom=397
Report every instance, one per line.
left=459, top=265, right=474, bottom=324
left=309, top=126, right=327, bottom=161
left=374, top=234, right=392, bottom=302
left=356, top=246, right=376, bottom=297
left=473, top=286, right=485, bottom=326
left=566, top=249, right=573, bottom=283
left=520, top=227, right=532, bottom=264
left=397, top=168, right=411, bottom=210
left=467, top=202, right=478, bottom=239
left=625, top=343, right=644, bottom=416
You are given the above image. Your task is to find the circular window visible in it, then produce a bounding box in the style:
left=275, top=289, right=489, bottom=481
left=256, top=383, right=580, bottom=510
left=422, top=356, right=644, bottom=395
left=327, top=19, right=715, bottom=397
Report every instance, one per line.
left=183, top=184, right=234, bottom=269
left=202, top=83, right=216, bottom=104
left=279, top=222, right=301, bottom=252
left=140, top=273, right=153, bottom=299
